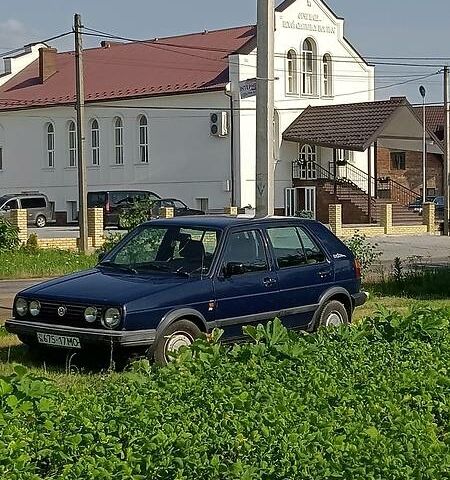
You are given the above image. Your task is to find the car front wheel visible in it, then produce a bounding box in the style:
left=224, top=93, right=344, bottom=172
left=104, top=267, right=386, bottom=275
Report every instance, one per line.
left=152, top=319, right=202, bottom=365
left=35, top=215, right=47, bottom=228
left=317, top=300, right=349, bottom=329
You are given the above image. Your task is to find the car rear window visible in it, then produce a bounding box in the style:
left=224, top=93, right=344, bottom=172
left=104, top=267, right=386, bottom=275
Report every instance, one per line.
left=20, top=197, right=46, bottom=208
left=88, top=192, right=107, bottom=207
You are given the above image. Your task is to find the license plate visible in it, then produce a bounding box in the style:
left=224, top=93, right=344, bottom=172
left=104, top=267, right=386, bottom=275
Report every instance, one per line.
left=37, top=332, right=81, bottom=349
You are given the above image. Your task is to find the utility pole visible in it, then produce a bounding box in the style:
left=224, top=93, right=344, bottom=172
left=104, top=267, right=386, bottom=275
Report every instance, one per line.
left=444, top=66, right=450, bottom=236
left=255, top=0, right=275, bottom=218
left=419, top=85, right=427, bottom=204
left=74, top=13, right=88, bottom=252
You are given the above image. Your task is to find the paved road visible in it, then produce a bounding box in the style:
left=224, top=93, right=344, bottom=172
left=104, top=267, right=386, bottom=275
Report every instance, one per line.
left=0, top=279, right=45, bottom=323
left=369, top=234, right=450, bottom=264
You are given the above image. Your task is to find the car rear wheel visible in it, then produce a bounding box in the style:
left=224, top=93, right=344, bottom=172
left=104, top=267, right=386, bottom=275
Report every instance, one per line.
left=317, top=300, right=349, bottom=329
left=152, top=319, right=202, bottom=365
left=35, top=215, right=47, bottom=228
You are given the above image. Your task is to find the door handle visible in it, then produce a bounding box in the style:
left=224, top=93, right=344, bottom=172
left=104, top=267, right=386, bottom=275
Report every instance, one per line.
left=263, top=277, right=277, bottom=288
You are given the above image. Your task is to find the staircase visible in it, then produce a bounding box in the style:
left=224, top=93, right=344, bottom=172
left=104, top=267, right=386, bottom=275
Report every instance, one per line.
left=297, top=162, right=423, bottom=226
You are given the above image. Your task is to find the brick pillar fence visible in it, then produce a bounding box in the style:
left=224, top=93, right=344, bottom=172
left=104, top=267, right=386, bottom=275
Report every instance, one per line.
left=9, top=209, right=28, bottom=244
left=159, top=207, right=174, bottom=219
left=224, top=206, right=238, bottom=216
left=380, top=203, right=393, bottom=235
left=422, top=203, right=436, bottom=233
left=87, top=208, right=104, bottom=248
left=329, top=204, right=342, bottom=237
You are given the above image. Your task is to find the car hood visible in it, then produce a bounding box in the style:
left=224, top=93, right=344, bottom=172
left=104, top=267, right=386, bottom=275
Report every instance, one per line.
left=20, top=269, right=193, bottom=305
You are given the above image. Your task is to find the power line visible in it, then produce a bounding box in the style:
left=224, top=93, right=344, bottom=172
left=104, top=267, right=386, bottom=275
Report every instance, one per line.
left=0, top=31, right=73, bottom=59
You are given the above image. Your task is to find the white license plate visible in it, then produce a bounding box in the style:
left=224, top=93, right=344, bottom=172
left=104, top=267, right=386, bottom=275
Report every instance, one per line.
left=37, top=332, right=81, bottom=349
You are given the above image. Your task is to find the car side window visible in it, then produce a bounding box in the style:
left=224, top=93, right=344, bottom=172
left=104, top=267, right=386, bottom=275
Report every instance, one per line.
left=4, top=199, right=19, bottom=210
left=267, top=227, right=307, bottom=268
left=20, top=197, right=46, bottom=209
left=173, top=200, right=186, bottom=209
left=222, top=230, right=268, bottom=274
left=296, top=227, right=326, bottom=264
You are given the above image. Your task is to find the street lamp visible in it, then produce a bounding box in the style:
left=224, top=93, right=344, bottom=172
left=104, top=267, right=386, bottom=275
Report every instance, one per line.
left=419, top=85, right=426, bottom=204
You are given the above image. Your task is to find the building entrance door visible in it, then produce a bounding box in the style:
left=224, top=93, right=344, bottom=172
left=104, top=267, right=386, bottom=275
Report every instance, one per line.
left=284, top=187, right=316, bottom=219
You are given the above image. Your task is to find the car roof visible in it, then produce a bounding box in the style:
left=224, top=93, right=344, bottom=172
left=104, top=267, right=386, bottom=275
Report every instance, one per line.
left=143, top=215, right=317, bottom=229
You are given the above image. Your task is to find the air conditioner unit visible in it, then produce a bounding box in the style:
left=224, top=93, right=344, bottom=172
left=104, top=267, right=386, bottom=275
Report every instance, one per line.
left=210, top=111, right=229, bottom=137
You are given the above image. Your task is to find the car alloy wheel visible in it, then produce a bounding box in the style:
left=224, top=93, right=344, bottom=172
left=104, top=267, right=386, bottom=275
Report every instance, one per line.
left=36, top=215, right=46, bottom=228
left=317, top=300, right=349, bottom=330
left=164, top=331, right=194, bottom=363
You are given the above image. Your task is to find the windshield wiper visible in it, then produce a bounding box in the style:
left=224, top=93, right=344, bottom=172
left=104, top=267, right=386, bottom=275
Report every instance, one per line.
left=98, top=260, right=138, bottom=275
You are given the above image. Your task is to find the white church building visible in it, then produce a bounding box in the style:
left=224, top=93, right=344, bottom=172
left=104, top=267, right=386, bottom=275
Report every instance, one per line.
left=0, top=0, right=376, bottom=222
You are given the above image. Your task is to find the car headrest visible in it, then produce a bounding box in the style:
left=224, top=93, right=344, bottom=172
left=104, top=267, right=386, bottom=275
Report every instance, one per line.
left=179, top=239, right=205, bottom=260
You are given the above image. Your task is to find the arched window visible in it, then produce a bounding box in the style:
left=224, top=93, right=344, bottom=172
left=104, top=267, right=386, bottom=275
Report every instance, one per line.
left=302, top=38, right=317, bottom=95
left=138, top=115, right=149, bottom=163
left=46, top=123, right=55, bottom=168
left=323, top=54, right=332, bottom=97
left=286, top=49, right=298, bottom=94
left=90, top=119, right=100, bottom=166
left=298, top=144, right=317, bottom=179
left=68, top=121, right=77, bottom=167
left=114, top=117, right=124, bottom=165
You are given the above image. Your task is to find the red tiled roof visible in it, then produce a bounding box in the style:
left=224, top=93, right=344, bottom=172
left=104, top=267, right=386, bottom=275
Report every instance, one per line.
left=413, top=105, right=444, bottom=140
left=0, top=25, right=256, bottom=111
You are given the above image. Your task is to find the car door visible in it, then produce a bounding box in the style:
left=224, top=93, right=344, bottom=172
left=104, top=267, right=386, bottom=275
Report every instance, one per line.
left=0, top=198, right=19, bottom=220
left=213, top=228, right=280, bottom=340
left=265, top=225, right=333, bottom=330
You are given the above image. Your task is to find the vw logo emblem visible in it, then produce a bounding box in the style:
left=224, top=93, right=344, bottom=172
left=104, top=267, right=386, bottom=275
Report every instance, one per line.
left=57, top=306, right=67, bottom=317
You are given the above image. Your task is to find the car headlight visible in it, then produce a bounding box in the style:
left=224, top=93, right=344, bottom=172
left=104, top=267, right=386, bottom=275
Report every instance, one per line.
left=15, top=298, right=28, bottom=317
left=102, top=308, right=121, bottom=329
left=84, top=307, right=98, bottom=323
left=29, top=300, right=41, bottom=317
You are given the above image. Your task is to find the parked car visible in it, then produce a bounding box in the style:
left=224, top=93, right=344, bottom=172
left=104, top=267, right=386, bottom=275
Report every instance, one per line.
left=6, top=217, right=367, bottom=365
left=87, top=190, right=161, bottom=227
left=149, top=198, right=205, bottom=218
left=0, top=192, right=55, bottom=227
left=408, top=196, right=436, bottom=213
left=433, top=196, right=444, bottom=212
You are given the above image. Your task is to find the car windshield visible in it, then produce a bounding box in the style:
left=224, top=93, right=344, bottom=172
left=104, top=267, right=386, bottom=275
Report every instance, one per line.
left=0, top=195, right=12, bottom=207
left=102, top=225, right=222, bottom=276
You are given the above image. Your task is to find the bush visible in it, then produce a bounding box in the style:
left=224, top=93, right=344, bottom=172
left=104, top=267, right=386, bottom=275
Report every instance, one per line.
left=0, top=218, right=20, bottom=252
left=96, top=232, right=125, bottom=256
left=344, top=232, right=381, bottom=277
left=118, top=197, right=155, bottom=230
left=24, top=233, right=39, bottom=253
left=0, top=310, right=449, bottom=479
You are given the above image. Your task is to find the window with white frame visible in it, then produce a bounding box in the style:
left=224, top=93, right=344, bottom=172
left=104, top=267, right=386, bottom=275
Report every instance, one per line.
left=138, top=115, right=149, bottom=163
left=323, top=54, right=332, bottom=97
left=68, top=121, right=77, bottom=167
left=297, top=144, right=317, bottom=179
left=46, top=123, right=55, bottom=168
left=286, top=49, right=298, bottom=94
left=91, top=119, right=100, bottom=166
left=302, top=38, right=317, bottom=95
left=114, top=117, right=124, bottom=165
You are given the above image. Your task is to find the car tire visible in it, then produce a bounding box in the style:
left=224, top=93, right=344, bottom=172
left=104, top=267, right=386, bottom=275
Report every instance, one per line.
left=152, top=319, right=202, bottom=366
left=316, top=300, right=349, bottom=330
left=35, top=215, right=47, bottom=228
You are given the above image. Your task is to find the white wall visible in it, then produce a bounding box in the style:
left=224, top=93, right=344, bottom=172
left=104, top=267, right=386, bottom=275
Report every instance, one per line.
left=0, top=91, right=233, bottom=214
left=230, top=0, right=375, bottom=209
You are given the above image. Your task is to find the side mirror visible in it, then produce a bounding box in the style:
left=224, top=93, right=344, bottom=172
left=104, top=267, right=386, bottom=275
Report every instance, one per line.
left=98, top=252, right=106, bottom=263
left=223, top=262, right=246, bottom=278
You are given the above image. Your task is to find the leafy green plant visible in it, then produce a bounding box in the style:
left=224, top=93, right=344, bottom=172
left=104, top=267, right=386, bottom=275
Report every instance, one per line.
left=0, top=218, right=20, bottom=252
left=24, top=233, right=39, bottom=253
left=96, top=232, right=125, bottom=255
left=1, top=307, right=450, bottom=479
left=118, top=197, right=155, bottom=230
left=344, top=232, right=381, bottom=277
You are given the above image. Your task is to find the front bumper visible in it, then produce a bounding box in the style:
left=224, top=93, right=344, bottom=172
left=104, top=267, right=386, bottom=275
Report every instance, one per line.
left=352, top=291, right=369, bottom=308
left=5, top=319, right=156, bottom=348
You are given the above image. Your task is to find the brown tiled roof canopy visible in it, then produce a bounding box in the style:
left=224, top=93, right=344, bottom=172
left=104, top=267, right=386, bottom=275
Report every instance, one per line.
left=413, top=105, right=444, bottom=141
left=283, top=97, right=409, bottom=152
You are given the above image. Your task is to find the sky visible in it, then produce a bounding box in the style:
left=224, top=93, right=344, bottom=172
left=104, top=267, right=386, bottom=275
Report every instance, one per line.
left=0, top=0, right=449, bottom=104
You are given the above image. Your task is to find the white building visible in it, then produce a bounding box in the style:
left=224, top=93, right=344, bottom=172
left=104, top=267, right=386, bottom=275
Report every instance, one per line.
left=0, top=0, right=374, bottom=222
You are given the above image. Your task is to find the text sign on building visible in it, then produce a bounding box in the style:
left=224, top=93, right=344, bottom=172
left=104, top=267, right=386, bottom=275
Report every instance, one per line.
left=239, top=78, right=257, bottom=99
left=280, top=12, right=336, bottom=34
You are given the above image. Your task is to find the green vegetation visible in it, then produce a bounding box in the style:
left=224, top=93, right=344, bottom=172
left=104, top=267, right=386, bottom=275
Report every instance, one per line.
left=344, top=233, right=381, bottom=277
left=0, top=249, right=97, bottom=280
left=0, top=309, right=449, bottom=479
left=0, top=218, right=20, bottom=252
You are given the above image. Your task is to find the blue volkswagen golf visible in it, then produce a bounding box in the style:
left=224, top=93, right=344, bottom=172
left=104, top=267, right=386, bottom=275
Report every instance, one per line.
left=6, top=217, right=367, bottom=364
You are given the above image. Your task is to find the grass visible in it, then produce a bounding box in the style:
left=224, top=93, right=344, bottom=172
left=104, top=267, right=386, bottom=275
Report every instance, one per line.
left=0, top=249, right=97, bottom=279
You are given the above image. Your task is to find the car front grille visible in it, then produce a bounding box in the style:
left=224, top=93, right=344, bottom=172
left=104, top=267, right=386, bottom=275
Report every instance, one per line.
left=26, top=301, right=103, bottom=329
